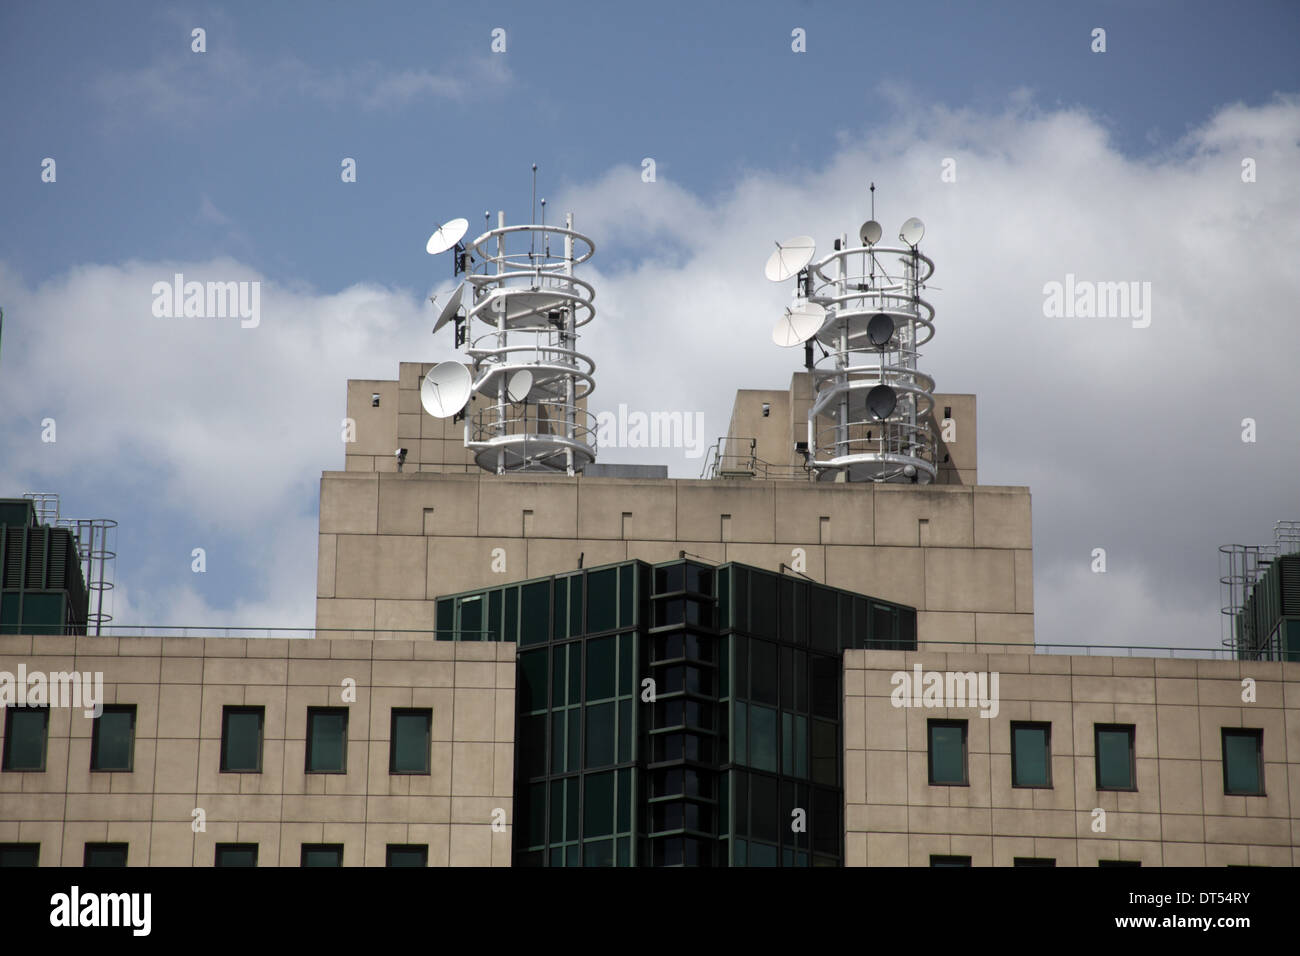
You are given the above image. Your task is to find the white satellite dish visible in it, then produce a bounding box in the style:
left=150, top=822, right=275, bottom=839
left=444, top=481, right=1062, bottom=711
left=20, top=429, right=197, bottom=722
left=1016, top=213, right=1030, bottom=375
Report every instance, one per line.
left=899, top=217, right=925, bottom=247
left=772, top=301, right=827, bottom=347
left=420, top=362, right=472, bottom=418
left=432, top=281, right=465, bottom=334
left=859, top=220, right=882, bottom=245
left=764, top=235, right=816, bottom=282
left=506, top=369, right=534, bottom=403
left=426, top=218, right=469, bottom=255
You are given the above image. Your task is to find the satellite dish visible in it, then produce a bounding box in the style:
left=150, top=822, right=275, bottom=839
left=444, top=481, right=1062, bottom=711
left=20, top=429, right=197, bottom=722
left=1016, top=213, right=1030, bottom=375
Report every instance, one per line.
left=764, top=235, right=816, bottom=282
left=866, top=384, right=897, bottom=421
left=426, top=218, right=469, bottom=255
left=772, top=301, right=826, bottom=347
left=506, top=369, right=534, bottom=403
left=859, top=220, right=882, bottom=245
left=867, top=312, right=893, bottom=349
left=899, top=217, right=925, bottom=247
left=420, top=362, right=472, bottom=418
left=432, top=281, right=465, bottom=334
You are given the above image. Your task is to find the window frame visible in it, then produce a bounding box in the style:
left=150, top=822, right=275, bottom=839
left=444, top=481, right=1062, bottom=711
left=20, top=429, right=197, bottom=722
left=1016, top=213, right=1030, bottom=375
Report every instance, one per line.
left=1220, top=728, right=1265, bottom=796
left=90, top=704, right=137, bottom=773
left=388, top=708, right=433, bottom=775
left=83, top=842, right=128, bottom=867
left=214, top=843, right=259, bottom=867
left=1093, top=723, right=1137, bottom=792
left=300, top=843, right=344, bottom=867
left=1010, top=720, right=1052, bottom=789
left=0, top=843, right=40, bottom=867
left=219, top=705, right=265, bottom=774
left=305, top=707, right=349, bottom=774
left=927, top=718, right=969, bottom=787
left=385, top=844, right=429, bottom=867
left=2, top=706, right=50, bottom=772
left=929, top=854, right=972, bottom=867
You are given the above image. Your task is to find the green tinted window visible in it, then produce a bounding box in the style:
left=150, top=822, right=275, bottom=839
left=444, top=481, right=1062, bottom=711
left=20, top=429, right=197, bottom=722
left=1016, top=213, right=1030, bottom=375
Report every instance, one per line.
left=306, top=708, right=348, bottom=773
left=386, top=845, right=428, bottom=867
left=2, top=707, right=48, bottom=771
left=928, top=721, right=967, bottom=785
left=460, top=596, right=482, bottom=640
left=0, top=844, right=39, bottom=867
left=520, top=581, right=550, bottom=646
left=586, top=636, right=616, bottom=700
left=221, top=707, right=263, bottom=772
left=301, top=844, right=342, bottom=867
left=1012, top=723, right=1050, bottom=787
left=587, top=568, right=617, bottom=633
left=586, top=702, right=615, bottom=767
left=584, top=771, right=615, bottom=838
left=1095, top=726, right=1135, bottom=789
left=215, top=844, right=257, bottom=867
left=749, top=704, right=777, bottom=772
left=84, top=843, right=127, bottom=867
left=91, top=706, right=135, bottom=772
left=20, top=593, right=63, bottom=635
left=519, top=649, right=548, bottom=712
left=390, top=709, right=431, bottom=774
left=1223, top=730, right=1263, bottom=795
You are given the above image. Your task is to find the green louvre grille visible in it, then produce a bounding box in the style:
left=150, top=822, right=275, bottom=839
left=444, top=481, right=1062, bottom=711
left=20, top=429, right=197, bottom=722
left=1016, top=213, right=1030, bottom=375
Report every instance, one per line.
left=24, top=533, right=46, bottom=588
left=2, top=531, right=21, bottom=588
left=1281, top=556, right=1300, bottom=615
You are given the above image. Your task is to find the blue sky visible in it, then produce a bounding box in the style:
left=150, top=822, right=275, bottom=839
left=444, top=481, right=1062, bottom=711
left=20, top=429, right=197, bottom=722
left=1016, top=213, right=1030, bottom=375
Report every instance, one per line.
left=1, top=1, right=1298, bottom=647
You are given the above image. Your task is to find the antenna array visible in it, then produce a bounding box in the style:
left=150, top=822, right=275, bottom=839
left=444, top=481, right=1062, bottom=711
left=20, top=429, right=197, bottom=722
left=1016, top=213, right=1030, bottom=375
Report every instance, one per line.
left=423, top=184, right=598, bottom=476
left=765, top=192, right=938, bottom=483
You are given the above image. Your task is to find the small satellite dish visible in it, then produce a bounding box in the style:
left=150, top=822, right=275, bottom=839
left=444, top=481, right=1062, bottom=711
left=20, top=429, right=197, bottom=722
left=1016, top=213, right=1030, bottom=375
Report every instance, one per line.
left=899, top=217, right=925, bottom=247
left=432, top=281, right=465, bottom=334
left=772, top=301, right=827, bottom=348
left=506, top=369, right=534, bottom=403
left=866, top=384, right=897, bottom=421
left=420, top=362, right=472, bottom=418
left=426, top=218, right=469, bottom=255
left=867, top=312, right=893, bottom=349
left=764, top=235, right=816, bottom=282
left=859, top=220, right=882, bottom=245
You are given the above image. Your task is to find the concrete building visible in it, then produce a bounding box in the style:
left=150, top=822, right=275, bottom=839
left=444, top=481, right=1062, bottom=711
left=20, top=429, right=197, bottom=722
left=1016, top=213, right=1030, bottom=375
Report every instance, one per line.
left=2, top=368, right=1297, bottom=867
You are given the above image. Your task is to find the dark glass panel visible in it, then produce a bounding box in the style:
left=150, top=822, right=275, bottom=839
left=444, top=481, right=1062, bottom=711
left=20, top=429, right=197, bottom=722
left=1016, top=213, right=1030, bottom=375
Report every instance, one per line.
left=569, top=576, right=583, bottom=636
left=617, top=768, right=631, bottom=832
left=504, top=586, right=518, bottom=642
left=618, top=632, right=634, bottom=695
left=751, top=571, right=778, bottom=639
left=435, top=598, right=454, bottom=639
left=751, top=640, right=778, bottom=705
left=519, top=649, right=548, bottom=713
left=586, top=702, right=615, bottom=767
left=567, top=709, right=580, bottom=770
left=526, top=781, right=546, bottom=846
left=780, top=646, right=794, bottom=710
left=3, top=707, right=48, bottom=771
left=390, top=709, right=431, bottom=774
left=92, top=706, right=135, bottom=772
left=617, top=698, right=633, bottom=763
left=221, top=708, right=262, bottom=772
left=520, top=580, right=550, bottom=646
left=812, top=786, right=838, bottom=855
left=306, top=709, right=347, bottom=773
left=749, top=705, right=777, bottom=772
left=812, top=718, right=837, bottom=785
left=734, top=701, right=747, bottom=765
left=584, top=771, right=615, bottom=838
left=488, top=589, right=502, bottom=642
left=1223, top=730, right=1262, bottom=795
left=385, top=845, right=427, bottom=868
left=618, top=564, right=634, bottom=627
left=586, top=636, right=616, bottom=701
left=810, top=654, right=839, bottom=719
left=587, top=568, right=617, bottom=633
left=751, top=774, right=779, bottom=843
left=520, top=714, right=547, bottom=778
left=460, top=596, right=482, bottom=640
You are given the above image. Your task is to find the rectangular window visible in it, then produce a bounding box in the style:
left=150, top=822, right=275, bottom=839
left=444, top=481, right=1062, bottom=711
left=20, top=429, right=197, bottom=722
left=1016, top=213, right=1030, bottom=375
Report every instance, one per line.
left=84, top=843, right=128, bottom=867
left=1094, top=724, right=1136, bottom=791
left=2, top=706, right=49, bottom=772
left=1013, top=857, right=1056, bottom=867
left=214, top=843, right=258, bottom=867
left=1221, top=728, right=1264, bottom=796
left=1010, top=721, right=1051, bottom=788
left=220, top=706, right=264, bottom=773
left=1098, top=859, right=1141, bottom=867
left=306, top=707, right=348, bottom=773
left=930, top=855, right=972, bottom=867
left=301, top=844, right=343, bottom=867
left=0, top=843, right=39, bottom=867
left=91, top=705, right=136, bottom=772
left=389, top=708, right=432, bottom=774
left=928, top=719, right=968, bottom=786
left=386, top=844, right=428, bottom=867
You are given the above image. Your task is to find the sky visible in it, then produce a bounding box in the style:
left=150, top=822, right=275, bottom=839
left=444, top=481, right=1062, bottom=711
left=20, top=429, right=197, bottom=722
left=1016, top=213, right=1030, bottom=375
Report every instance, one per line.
left=1, top=0, right=1297, bottom=652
